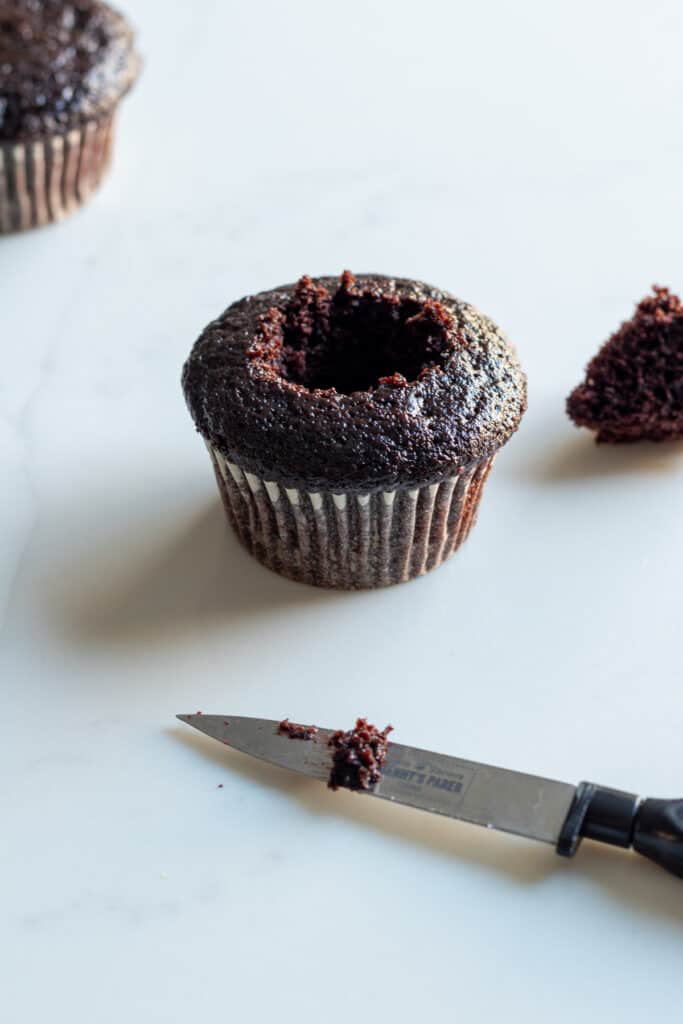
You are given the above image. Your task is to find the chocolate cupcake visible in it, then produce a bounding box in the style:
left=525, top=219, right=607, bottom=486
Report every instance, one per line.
left=183, top=272, right=526, bottom=589
left=0, top=0, right=140, bottom=232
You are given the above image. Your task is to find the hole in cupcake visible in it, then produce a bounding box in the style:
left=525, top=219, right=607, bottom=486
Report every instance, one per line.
left=248, top=271, right=461, bottom=394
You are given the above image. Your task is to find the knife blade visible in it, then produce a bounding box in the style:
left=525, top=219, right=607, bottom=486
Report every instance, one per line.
left=177, top=714, right=683, bottom=878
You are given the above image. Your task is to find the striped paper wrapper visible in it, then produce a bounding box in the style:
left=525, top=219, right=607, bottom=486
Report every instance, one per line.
left=0, top=115, right=116, bottom=233
left=208, top=444, right=496, bottom=589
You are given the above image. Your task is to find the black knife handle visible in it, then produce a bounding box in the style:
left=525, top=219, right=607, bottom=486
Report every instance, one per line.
left=557, top=782, right=683, bottom=879
left=632, top=799, right=683, bottom=878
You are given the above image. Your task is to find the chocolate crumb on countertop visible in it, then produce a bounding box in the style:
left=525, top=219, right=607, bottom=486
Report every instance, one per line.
left=278, top=719, right=318, bottom=741
left=328, top=718, right=393, bottom=791
left=567, top=286, right=683, bottom=443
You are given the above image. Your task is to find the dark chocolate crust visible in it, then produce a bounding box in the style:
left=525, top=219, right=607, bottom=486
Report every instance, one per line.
left=567, top=287, right=683, bottom=444
left=183, top=273, right=527, bottom=493
left=0, top=0, right=139, bottom=142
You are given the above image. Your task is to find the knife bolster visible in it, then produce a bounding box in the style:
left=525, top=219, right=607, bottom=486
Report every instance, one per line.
left=556, top=782, right=641, bottom=857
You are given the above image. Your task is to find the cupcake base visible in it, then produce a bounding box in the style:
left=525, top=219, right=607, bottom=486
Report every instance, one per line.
left=208, top=444, right=495, bottom=589
left=0, top=115, right=115, bottom=233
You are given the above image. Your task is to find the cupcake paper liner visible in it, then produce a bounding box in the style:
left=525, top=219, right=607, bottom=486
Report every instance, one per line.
left=208, top=443, right=495, bottom=589
left=0, top=114, right=115, bottom=233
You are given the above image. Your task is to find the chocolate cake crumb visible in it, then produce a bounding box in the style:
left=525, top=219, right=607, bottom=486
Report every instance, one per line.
left=328, top=718, right=393, bottom=791
left=248, top=271, right=462, bottom=396
left=278, top=718, right=318, bottom=741
left=567, top=286, right=683, bottom=443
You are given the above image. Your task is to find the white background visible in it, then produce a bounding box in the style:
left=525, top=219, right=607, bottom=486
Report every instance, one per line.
left=3, top=1, right=683, bottom=1020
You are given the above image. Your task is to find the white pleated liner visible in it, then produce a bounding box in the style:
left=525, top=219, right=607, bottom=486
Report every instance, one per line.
left=0, top=115, right=115, bottom=233
left=208, top=444, right=496, bottom=589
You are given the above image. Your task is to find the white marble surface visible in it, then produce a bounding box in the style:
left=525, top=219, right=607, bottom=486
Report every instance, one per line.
left=3, top=1, right=683, bottom=1020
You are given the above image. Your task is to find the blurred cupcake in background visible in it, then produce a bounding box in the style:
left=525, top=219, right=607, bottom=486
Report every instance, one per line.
left=183, top=272, right=527, bottom=590
left=0, top=0, right=140, bottom=232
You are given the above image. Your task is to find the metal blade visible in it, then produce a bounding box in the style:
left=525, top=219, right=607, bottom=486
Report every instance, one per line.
left=178, top=714, right=333, bottom=781
left=177, top=714, right=576, bottom=845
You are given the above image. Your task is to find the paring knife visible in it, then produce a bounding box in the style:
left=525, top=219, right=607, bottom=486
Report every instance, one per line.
left=177, top=714, right=683, bottom=879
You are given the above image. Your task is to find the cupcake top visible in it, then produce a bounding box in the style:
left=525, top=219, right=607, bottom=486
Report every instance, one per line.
left=0, top=0, right=139, bottom=142
left=183, top=272, right=527, bottom=492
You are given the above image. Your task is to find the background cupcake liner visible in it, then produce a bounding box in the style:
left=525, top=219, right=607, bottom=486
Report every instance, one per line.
left=207, top=443, right=495, bottom=589
left=0, top=114, right=115, bottom=233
